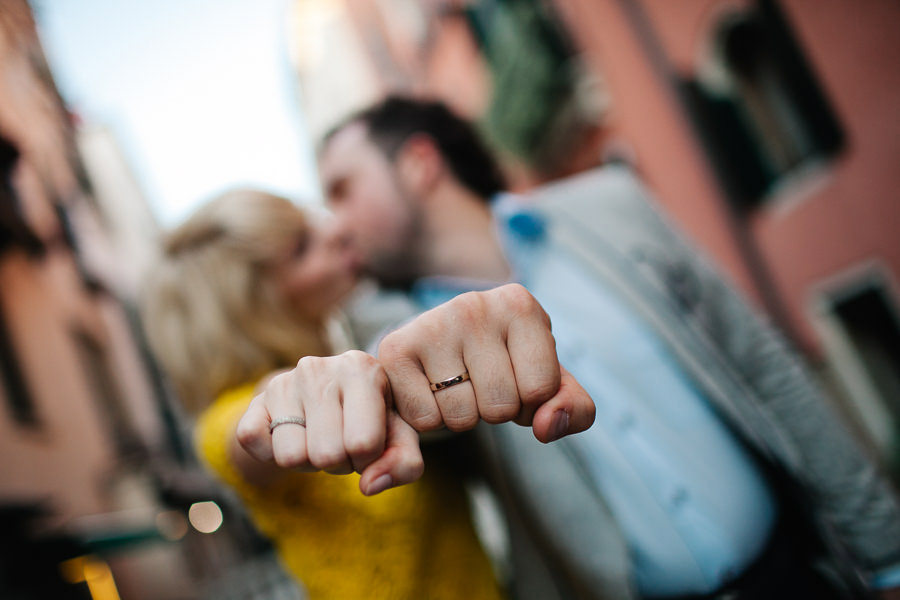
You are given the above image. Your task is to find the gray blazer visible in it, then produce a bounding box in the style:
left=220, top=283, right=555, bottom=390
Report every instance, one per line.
left=476, top=166, right=900, bottom=599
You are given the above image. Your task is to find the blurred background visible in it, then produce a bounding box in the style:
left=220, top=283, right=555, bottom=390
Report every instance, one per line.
left=1, top=0, right=898, bottom=597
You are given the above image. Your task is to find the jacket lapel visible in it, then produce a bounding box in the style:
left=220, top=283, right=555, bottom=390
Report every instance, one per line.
left=538, top=185, right=800, bottom=470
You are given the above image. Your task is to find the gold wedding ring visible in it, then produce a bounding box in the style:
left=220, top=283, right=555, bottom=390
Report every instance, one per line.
left=429, top=371, right=470, bottom=393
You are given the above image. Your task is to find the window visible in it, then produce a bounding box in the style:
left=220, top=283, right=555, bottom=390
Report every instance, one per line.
left=0, top=134, right=44, bottom=257
left=682, top=0, right=844, bottom=208
left=813, top=271, right=900, bottom=470
left=832, top=285, right=900, bottom=417
left=0, top=302, right=38, bottom=426
left=463, top=0, right=603, bottom=177
left=72, top=329, right=138, bottom=454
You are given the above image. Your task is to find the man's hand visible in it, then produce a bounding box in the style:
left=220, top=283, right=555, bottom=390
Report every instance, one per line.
left=236, top=351, right=424, bottom=496
left=378, top=284, right=595, bottom=443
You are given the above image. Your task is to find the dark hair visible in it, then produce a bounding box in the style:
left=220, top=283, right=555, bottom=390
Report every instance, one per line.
left=323, top=96, right=507, bottom=200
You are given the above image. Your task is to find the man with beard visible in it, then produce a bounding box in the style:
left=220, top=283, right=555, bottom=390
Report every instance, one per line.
left=316, top=96, right=900, bottom=600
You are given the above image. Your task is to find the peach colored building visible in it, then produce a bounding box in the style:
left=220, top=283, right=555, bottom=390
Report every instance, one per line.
left=0, top=3, right=295, bottom=598
left=0, top=0, right=144, bottom=526
left=291, top=0, right=900, bottom=463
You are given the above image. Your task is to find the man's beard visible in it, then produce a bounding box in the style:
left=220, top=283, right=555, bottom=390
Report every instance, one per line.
left=361, top=205, right=424, bottom=291
left=362, top=243, right=421, bottom=291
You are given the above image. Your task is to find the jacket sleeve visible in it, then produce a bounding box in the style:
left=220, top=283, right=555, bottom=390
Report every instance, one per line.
left=579, top=167, right=900, bottom=579
left=476, top=422, right=636, bottom=600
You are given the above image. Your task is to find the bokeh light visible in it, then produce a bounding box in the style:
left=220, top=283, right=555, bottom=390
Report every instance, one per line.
left=188, top=501, right=223, bottom=534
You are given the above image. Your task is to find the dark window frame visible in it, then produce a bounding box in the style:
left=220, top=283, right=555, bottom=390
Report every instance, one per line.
left=70, top=327, right=140, bottom=455
left=0, top=299, right=39, bottom=426
left=683, top=0, right=845, bottom=209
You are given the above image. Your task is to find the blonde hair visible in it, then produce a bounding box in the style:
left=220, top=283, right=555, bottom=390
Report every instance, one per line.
left=141, top=189, right=329, bottom=414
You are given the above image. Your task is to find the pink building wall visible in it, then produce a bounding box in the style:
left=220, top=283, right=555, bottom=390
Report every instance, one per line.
left=748, top=0, right=900, bottom=346
left=0, top=251, right=116, bottom=518
left=554, top=0, right=900, bottom=355
left=0, top=2, right=127, bottom=520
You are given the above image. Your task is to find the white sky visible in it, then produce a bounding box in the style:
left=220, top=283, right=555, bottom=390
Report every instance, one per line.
left=32, top=0, right=321, bottom=226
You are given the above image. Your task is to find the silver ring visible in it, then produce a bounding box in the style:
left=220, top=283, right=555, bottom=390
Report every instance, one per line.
left=269, top=416, right=306, bottom=433
left=429, top=371, right=470, bottom=392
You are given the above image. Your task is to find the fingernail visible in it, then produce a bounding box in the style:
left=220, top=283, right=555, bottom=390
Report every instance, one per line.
left=549, top=410, right=569, bottom=442
left=365, top=474, right=393, bottom=496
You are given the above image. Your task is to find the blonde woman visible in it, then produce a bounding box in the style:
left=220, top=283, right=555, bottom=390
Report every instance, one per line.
left=141, top=189, right=505, bottom=599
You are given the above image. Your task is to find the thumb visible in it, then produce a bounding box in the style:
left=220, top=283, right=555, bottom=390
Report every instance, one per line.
left=531, top=365, right=595, bottom=443
left=359, top=411, right=425, bottom=496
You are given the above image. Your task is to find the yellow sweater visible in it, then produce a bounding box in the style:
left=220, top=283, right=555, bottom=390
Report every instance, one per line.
left=195, top=383, right=505, bottom=600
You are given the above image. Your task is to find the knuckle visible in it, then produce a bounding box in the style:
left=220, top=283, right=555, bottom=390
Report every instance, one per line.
left=443, top=411, right=479, bottom=432
left=344, top=350, right=387, bottom=383
left=274, top=447, right=307, bottom=469
left=308, top=447, right=347, bottom=471
left=496, top=283, right=536, bottom=315
left=480, top=400, right=520, bottom=424
left=344, top=432, right=383, bottom=458
left=268, top=371, right=289, bottom=393
left=295, top=355, right=320, bottom=370
left=393, top=393, right=441, bottom=431
left=451, top=292, right=487, bottom=326
left=519, top=377, right=559, bottom=406
left=404, top=454, right=425, bottom=481
left=377, top=331, right=404, bottom=362
left=343, top=349, right=374, bottom=366
left=235, top=419, right=259, bottom=450
left=417, top=315, right=444, bottom=339
left=293, top=356, right=325, bottom=380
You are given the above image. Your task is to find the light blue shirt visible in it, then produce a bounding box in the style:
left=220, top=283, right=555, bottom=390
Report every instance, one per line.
left=411, top=196, right=778, bottom=597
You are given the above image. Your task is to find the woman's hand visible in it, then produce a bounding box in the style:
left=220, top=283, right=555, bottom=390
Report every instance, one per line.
left=236, top=350, right=424, bottom=496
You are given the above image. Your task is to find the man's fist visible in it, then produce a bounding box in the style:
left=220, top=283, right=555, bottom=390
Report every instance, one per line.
left=378, top=284, right=595, bottom=443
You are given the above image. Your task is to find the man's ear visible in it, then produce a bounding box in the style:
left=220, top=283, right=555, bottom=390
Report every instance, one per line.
left=394, top=134, right=443, bottom=198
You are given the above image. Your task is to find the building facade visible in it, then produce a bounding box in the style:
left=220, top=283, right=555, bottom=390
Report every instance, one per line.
left=0, top=2, right=294, bottom=598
